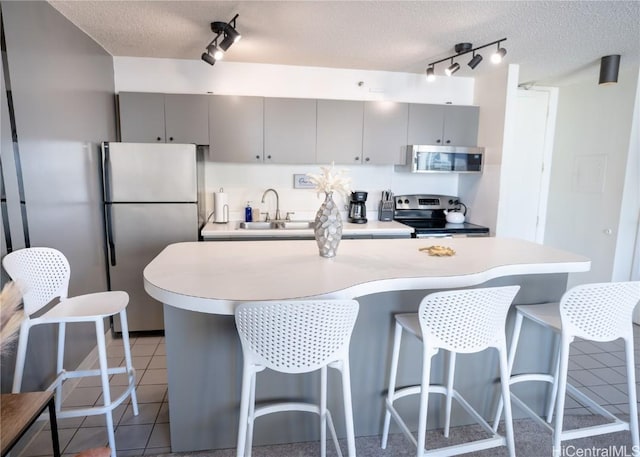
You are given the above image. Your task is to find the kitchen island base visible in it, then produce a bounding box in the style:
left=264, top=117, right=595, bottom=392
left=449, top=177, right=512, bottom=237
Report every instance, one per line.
left=164, top=274, right=567, bottom=452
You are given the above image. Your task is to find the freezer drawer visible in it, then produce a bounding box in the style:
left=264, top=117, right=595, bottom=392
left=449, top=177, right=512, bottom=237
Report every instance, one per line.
left=108, top=202, right=198, bottom=332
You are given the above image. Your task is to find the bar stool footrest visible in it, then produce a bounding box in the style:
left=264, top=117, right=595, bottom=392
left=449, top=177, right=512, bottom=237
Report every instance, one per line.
left=386, top=384, right=507, bottom=455
left=56, top=379, right=136, bottom=419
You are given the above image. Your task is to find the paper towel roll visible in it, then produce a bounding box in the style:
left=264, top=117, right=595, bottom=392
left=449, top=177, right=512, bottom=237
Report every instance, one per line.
left=213, top=190, right=229, bottom=223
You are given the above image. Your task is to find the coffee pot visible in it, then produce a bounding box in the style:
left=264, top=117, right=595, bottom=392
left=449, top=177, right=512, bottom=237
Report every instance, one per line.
left=348, top=191, right=368, bottom=224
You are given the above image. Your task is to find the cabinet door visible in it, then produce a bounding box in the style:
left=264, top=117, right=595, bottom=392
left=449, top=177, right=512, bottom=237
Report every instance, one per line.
left=118, top=92, right=166, bottom=143
left=362, top=101, right=408, bottom=164
left=165, top=94, right=209, bottom=145
left=407, top=104, right=445, bottom=145
left=264, top=98, right=316, bottom=164
left=316, top=99, right=363, bottom=164
left=209, top=96, right=264, bottom=162
left=443, top=106, right=479, bottom=146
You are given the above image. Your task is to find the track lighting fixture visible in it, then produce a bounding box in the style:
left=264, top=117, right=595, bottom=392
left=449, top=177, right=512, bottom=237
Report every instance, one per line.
left=426, top=66, right=436, bottom=82
left=599, top=55, right=620, bottom=85
left=468, top=52, right=483, bottom=69
left=201, top=14, right=241, bottom=66
left=425, top=38, right=507, bottom=81
left=445, top=60, right=460, bottom=76
left=491, top=44, right=507, bottom=64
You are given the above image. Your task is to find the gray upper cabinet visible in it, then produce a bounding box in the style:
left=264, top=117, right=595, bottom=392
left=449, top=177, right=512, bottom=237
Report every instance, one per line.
left=316, top=99, right=364, bottom=164
left=362, top=101, right=409, bottom=164
left=164, top=94, right=209, bottom=144
left=442, top=105, right=479, bottom=146
left=264, top=98, right=316, bottom=164
left=119, top=92, right=208, bottom=144
left=408, top=104, right=479, bottom=146
left=209, top=95, right=264, bottom=162
left=119, top=92, right=166, bottom=143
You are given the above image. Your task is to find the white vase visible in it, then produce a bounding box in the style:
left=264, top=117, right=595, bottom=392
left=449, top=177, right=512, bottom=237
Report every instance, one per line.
left=314, top=192, right=343, bottom=258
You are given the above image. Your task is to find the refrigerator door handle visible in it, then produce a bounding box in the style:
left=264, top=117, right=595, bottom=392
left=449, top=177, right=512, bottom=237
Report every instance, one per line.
left=105, top=202, right=116, bottom=266
left=103, top=143, right=116, bottom=266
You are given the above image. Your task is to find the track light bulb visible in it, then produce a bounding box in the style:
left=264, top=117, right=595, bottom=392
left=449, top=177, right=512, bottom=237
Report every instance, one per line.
left=445, top=62, right=460, bottom=76
left=201, top=52, right=216, bottom=66
left=426, top=67, right=435, bottom=82
left=468, top=53, right=483, bottom=69
left=491, top=46, right=507, bottom=64
left=208, top=44, right=224, bottom=61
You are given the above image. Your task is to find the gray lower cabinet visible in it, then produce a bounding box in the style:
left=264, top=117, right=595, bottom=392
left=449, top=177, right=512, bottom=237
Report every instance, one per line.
left=118, top=92, right=208, bottom=144
left=264, top=98, right=316, bottom=164
left=209, top=95, right=264, bottom=162
left=408, top=104, right=479, bottom=146
left=316, top=99, right=364, bottom=164
left=362, top=101, right=409, bottom=164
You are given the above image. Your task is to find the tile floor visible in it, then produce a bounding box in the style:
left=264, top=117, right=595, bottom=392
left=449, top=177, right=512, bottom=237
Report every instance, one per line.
left=14, top=325, right=640, bottom=457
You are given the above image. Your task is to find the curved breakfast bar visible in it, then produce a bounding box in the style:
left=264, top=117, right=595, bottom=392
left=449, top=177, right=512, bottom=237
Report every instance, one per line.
left=143, top=238, right=590, bottom=452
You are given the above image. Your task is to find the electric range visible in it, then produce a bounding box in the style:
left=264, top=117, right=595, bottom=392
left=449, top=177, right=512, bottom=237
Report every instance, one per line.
left=393, top=194, right=490, bottom=238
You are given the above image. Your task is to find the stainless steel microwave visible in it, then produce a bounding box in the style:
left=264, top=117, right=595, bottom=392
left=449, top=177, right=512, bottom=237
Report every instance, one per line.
left=396, top=145, right=484, bottom=173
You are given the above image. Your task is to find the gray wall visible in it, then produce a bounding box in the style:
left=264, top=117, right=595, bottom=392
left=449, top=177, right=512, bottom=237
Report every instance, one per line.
left=0, top=1, right=116, bottom=392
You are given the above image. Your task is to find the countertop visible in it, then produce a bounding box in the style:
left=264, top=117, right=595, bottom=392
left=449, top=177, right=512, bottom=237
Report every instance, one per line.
left=144, top=237, right=590, bottom=315
left=200, top=219, right=413, bottom=239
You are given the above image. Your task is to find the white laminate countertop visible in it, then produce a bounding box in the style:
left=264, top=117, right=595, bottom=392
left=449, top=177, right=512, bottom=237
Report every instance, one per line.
left=200, top=219, right=413, bottom=239
left=143, top=238, right=590, bottom=315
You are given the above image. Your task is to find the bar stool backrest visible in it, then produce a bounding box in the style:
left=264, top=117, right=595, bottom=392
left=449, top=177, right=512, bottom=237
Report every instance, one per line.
left=3, top=247, right=70, bottom=316
left=560, top=281, right=640, bottom=342
left=235, top=300, right=359, bottom=374
left=418, top=286, right=520, bottom=354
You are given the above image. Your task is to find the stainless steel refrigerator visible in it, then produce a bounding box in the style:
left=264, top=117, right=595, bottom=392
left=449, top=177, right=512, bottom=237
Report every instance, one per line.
left=102, top=142, right=199, bottom=332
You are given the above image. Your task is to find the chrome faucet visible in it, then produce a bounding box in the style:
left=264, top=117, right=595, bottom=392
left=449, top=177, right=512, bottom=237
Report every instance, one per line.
left=261, top=188, right=280, bottom=221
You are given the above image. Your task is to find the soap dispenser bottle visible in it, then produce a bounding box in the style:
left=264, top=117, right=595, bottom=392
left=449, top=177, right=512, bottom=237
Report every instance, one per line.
left=245, top=201, right=253, bottom=222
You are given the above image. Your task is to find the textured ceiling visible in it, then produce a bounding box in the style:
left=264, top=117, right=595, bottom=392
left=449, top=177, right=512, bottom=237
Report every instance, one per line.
left=49, top=1, right=640, bottom=86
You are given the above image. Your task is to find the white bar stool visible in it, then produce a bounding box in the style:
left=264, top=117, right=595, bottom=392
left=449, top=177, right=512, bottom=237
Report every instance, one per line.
left=3, top=247, right=139, bottom=457
left=234, top=299, right=359, bottom=457
left=381, top=286, right=520, bottom=457
left=493, top=281, right=640, bottom=457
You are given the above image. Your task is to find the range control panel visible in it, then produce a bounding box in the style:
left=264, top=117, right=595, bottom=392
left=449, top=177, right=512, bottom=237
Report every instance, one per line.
left=394, top=194, right=459, bottom=210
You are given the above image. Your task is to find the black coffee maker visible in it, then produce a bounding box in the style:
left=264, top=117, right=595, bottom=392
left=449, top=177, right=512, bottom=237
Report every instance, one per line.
left=348, top=191, right=368, bottom=224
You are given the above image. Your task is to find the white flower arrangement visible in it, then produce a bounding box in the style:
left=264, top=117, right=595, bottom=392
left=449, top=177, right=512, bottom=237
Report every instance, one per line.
left=306, top=163, right=352, bottom=198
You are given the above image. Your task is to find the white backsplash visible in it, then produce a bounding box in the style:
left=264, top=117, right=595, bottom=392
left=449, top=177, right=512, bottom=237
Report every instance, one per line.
left=203, top=162, right=459, bottom=222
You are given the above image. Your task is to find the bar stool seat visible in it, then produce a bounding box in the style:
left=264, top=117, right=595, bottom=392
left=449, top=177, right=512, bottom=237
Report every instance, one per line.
left=234, top=299, right=359, bottom=457
left=493, top=281, right=640, bottom=457
left=381, top=286, right=520, bottom=457
left=3, top=247, right=138, bottom=457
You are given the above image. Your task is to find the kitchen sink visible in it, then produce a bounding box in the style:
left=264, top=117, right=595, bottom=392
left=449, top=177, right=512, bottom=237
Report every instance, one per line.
left=238, top=221, right=315, bottom=230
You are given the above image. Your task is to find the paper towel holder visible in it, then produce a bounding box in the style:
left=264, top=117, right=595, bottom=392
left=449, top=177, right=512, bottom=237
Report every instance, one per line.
left=214, top=187, right=230, bottom=224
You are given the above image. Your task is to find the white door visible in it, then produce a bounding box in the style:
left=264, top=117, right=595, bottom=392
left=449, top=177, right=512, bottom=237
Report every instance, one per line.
left=498, top=88, right=556, bottom=242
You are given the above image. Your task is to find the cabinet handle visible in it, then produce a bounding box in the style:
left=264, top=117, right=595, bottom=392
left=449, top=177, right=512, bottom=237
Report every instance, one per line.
left=256, top=155, right=261, bottom=160
left=365, top=157, right=370, bottom=162
left=355, top=157, right=360, bottom=161
left=267, top=155, right=272, bottom=160
left=157, top=137, right=162, bottom=141
left=445, top=140, right=451, bottom=144
left=436, top=139, right=441, bottom=144
left=169, top=137, right=174, bottom=142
